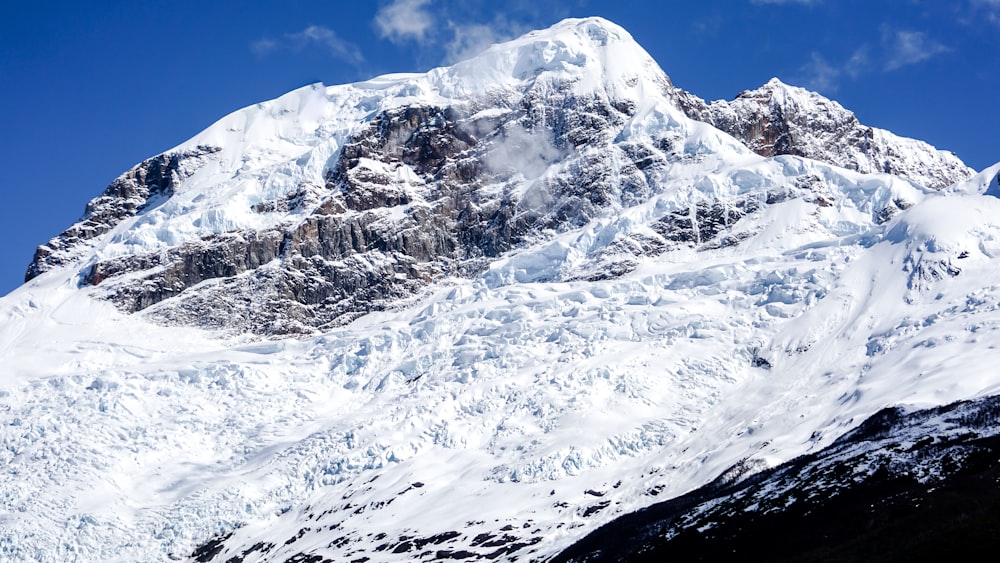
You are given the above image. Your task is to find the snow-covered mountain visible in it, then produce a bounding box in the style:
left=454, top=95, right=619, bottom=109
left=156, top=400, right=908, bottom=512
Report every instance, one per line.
left=3, top=16, right=1000, bottom=562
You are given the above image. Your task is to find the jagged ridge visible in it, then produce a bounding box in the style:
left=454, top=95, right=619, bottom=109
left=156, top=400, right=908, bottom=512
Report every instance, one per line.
left=678, top=78, right=973, bottom=190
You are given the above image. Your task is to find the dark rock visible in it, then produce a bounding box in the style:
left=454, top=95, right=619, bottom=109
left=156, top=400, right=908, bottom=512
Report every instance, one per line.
left=26, top=145, right=220, bottom=281
left=677, top=80, right=972, bottom=190
left=69, top=91, right=663, bottom=335
left=191, top=532, right=233, bottom=562
left=581, top=501, right=611, bottom=517
left=553, top=395, right=1000, bottom=563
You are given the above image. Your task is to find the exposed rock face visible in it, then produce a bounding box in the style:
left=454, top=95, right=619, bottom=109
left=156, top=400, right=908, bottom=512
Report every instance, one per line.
left=77, top=90, right=658, bottom=335
left=678, top=78, right=974, bottom=190
left=25, top=145, right=220, bottom=280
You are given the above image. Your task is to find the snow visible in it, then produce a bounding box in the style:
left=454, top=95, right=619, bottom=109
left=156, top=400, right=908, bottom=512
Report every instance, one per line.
left=9, top=176, right=1000, bottom=560
left=949, top=160, right=1000, bottom=196
left=3, top=14, right=1000, bottom=563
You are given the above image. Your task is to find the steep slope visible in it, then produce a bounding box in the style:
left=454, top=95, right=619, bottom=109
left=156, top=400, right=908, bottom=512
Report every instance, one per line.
left=678, top=78, right=973, bottom=190
left=555, top=395, right=1000, bottom=562
left=2, top=15, right=1000, bottom=563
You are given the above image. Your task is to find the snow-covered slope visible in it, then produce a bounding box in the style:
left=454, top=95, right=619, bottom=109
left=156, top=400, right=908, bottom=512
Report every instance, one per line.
left=678, top=78, right=974, bottom=190
left=3, top=16, right=1000, bottom=563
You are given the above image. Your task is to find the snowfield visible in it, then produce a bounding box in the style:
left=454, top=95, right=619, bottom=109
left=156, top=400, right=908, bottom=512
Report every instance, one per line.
left=3, top=16, right=1000, bottom=562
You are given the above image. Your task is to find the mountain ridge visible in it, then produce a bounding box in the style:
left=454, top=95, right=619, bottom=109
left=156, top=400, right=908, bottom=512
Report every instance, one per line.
left=23, top=17, right=974, bottom=337
left=676, top=77, right=973, bottom=190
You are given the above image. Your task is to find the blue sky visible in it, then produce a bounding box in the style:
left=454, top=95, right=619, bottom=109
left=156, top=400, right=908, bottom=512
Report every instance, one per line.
left=1, top=0, right=998, bottom=296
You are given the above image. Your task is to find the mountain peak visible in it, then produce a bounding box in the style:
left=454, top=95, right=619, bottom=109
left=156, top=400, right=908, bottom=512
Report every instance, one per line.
left=436, top=16, right=672, bottom=98
left=518, top=16, right=630, bottom=42
left=737, top=77, right=840, bottom=111
left=21, top=15, right=700, bottom=322
left=682, top=78, right=973, bottom=189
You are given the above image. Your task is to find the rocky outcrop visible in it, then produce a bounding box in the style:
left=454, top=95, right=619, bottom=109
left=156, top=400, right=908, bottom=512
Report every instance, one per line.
left=678, top=79, right=973, bottom=190
left=79, top=91, right=661, bottom=335
left=49, top=78, right=935, bottom=336
left=25, top=145, right=220, bottom=281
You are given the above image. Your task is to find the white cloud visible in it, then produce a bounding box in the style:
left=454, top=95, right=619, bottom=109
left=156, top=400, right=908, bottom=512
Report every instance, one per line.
left=844, top=46, right=870, bottom=79
left=251, top=25, right=364, bottom=66
left=443, top=16, right=531, bottom=63
left=882, top=28, right=949, bottom=70
left=794, top=27, right=949, bottom=91
left=484, top=122, right=564, bottom=182
left=800, top=52, right=840, bottom=92
left=374, top=0, right=435, bottom=44
left=371, top=2, right=568, bottom=65
left=251, top=38, right=279, bottom=56
left=288, top=25, right=364, bottom=64
left=445, top=22, right=505, bottom=63
left=794, top=45, right=868, bottom=92
left=691, top=15, right=724, bottom=37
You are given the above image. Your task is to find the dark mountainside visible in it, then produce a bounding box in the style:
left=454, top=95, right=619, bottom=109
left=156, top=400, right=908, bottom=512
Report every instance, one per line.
left=554, top=396, right=1000, bottom=562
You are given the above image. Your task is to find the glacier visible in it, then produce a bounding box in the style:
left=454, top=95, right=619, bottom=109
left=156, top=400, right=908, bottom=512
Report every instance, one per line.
left=3, top=16, right=1000, bottom=562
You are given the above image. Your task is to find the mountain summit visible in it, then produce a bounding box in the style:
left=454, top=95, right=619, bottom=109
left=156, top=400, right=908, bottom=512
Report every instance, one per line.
left=3, top=16, right=1000, bottom=562
left=25, top=16, right=739, bottom=335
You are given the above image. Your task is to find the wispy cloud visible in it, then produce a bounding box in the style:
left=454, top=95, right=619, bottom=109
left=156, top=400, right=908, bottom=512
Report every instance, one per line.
left=374, top=0, right=435, bottom=44
left=251, top=25, right=364, bottom=66
left=794, top=25, right=948, bottom=92
left=291, top=26, right=365, bottom=64
left=369, top=1, right=565, bottom=64
left=444, top=15, right=532, bottom=63
left=445, top=21, right=506, bottom=63
left=799, top=52, right=840, bottom=92
left=795, top=46, right=867, bottom=92
left=882, top=27, right=949, bottom=70
left=251, top=38, right=279, bottom=56
left=690, top=15, right=724, bottom=37
left=971, top=0, right=1000, bottom=26
left=843, top=46, right=870, bottom=79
